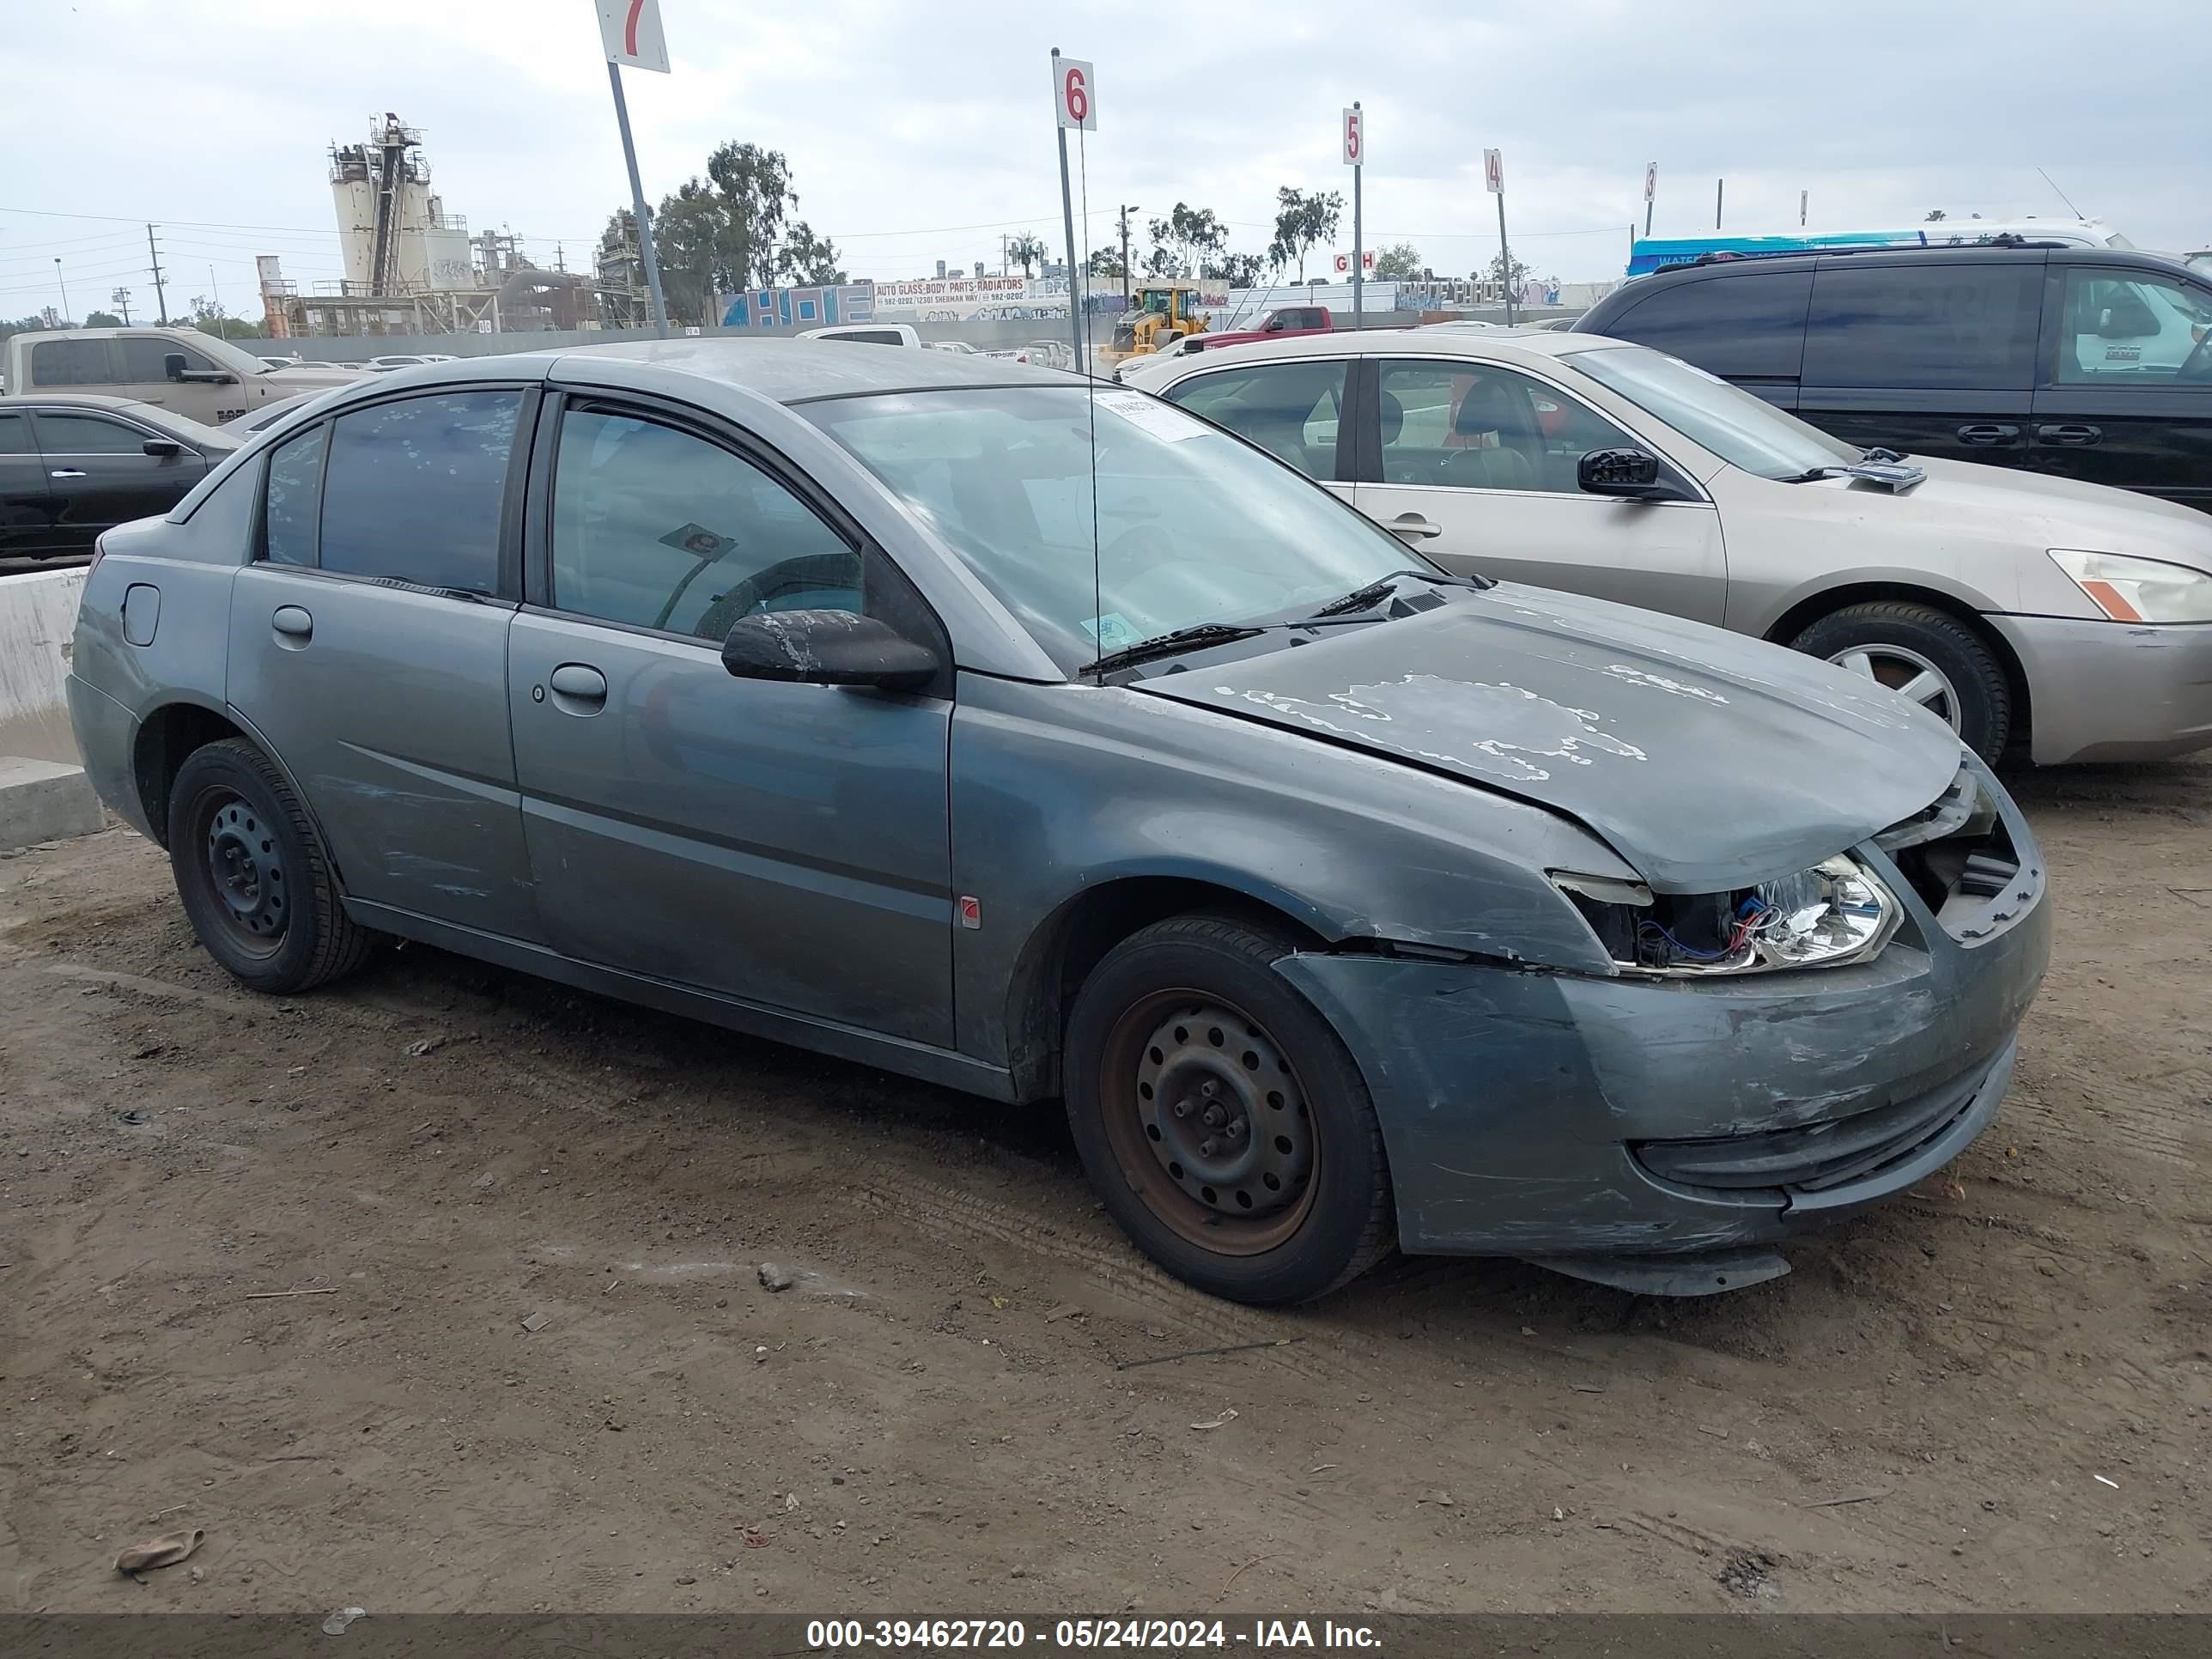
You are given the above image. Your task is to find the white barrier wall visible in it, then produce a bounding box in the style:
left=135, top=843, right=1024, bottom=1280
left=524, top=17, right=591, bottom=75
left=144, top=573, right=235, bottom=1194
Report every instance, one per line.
left=0, top=568, right=89, bottom=765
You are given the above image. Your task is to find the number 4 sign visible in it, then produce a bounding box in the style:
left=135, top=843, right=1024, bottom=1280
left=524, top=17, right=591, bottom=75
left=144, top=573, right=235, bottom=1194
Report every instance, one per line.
left=1055, top=57, right=1097, bottom=130
left=1342, top=106, right=1363, bottom=167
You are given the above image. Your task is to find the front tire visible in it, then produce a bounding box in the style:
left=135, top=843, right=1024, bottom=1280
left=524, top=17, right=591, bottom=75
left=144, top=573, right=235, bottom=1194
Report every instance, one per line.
left=167, top=738, right=372, bottom=994
left=1790, top=601, right=2012, bottom=762
left=1064, top=915, right=1395, bottom=1305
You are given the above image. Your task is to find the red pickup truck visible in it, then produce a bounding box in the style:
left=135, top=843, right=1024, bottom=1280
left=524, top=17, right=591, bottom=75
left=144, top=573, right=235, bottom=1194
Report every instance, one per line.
left=1195, top=304, right=1335, bottom=351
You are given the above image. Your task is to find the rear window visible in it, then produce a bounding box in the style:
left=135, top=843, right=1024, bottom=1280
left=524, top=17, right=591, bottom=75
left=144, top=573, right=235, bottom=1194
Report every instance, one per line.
left=1601, top=270, right=1810, bottom=380
left=1802, top=263, right=2042, bottom=389
left=317, top=391, right=521, bottom=593
left=821, top=330, right=907, bottom=345
left=31, top=337, right=116, bottom=386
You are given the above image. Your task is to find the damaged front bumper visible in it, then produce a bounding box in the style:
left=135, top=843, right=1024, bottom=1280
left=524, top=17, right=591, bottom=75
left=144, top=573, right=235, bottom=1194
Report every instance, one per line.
left=1273, top=765, right=2051, bottom=1285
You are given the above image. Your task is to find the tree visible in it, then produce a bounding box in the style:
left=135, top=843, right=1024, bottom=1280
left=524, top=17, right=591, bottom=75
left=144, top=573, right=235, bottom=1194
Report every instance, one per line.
left=1925, top=209, right=1948, bottom=222
left=1141, top=244, right=1180, bottom=278
left=1146, top=203, right=1225, bottom=277
left=1213, top=251, right=1265, bottom=289
left=1267, top=188, right=1342, bottom=283
left=82, top=309, right=123, bottom=328
left=705, top=141, right=798, bottom=290
left=1085, top=246, right=1127, bottom=279
left=776, top=221, right=846, bottom=285
left=641, top=140, right=803, bottom=324
left=651, top=178, right=731, bottom=325
left=1486, top=248, right=1534, bottom=290
left=187, top=296, right=262, bottom=338
left=1372, top=242, right=1424, bottom=279
left=1006, top=233, right=1047, bottom=277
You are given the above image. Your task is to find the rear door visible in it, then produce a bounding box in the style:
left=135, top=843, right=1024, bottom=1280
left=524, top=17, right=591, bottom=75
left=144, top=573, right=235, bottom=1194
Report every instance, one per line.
left=0, top=410, right=54, bottom=556
left=1798, top=254, right=2045, bottom=466
left=28, top=409, right=209, bottom=549
left=2028, top=259, right=2212, bottom=510
left=505, top=390, right=955, bottom=1044
left=1352, top=356, right=1729, bottom=623
left=226, top=386, right=543, bottom=941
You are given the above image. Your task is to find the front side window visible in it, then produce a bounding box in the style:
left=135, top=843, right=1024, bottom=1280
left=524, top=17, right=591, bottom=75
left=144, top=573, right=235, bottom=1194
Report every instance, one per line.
left=122, top=337, right=217, bottom=382
left=2056, top=268, right=2212, bottom=383
left=263, top=424, right=326, bottom=566
left=550, top=409, right=860, bottom=640
left=804, top=385, right=1416, bottom=674
left=1376, top=359, right=1640, bottom=494
left=1570, top=344, right=1860, bottom=480
left=32, top=338, right=116, bottom=387
left=33, top=413, right=149, bottom=454
left=1802, top=263, right=2042, bottom=389
left=318, top=391, right=521, bottom=592
left=1163, top=360, right=1347, bottom=481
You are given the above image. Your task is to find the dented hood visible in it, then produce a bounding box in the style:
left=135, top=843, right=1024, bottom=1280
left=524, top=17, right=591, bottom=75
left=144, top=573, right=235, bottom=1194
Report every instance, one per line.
left=1137, top=582, right=1963, bottom=892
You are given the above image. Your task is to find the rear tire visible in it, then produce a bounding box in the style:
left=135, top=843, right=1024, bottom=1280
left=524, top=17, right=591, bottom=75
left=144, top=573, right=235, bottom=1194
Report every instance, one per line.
left=167, top=738, right=373, bottom=994
left=1790, top=601, right=2011, bottom=762
left=1063, top=915, right=1395, bottom=1305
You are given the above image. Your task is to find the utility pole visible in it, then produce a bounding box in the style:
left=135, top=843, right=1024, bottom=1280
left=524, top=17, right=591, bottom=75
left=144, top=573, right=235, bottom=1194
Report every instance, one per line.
left=210, top=265, right=222, bottom=326
left=1118, top=204, right=1137, bottom=310
left=1715, top=179, right=1724, bottom=230
left=53, top=258, right=70, bottom=325
left=112, top=287, right=133, bottom=325
left=147, top=224, right=169, bottom=325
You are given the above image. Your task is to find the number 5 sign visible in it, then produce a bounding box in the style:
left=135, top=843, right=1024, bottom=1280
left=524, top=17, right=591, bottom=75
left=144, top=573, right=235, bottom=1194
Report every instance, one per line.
left=1055, top=56, right=1097, bottom=130
left=1342, top=106, right=1363, bottom=167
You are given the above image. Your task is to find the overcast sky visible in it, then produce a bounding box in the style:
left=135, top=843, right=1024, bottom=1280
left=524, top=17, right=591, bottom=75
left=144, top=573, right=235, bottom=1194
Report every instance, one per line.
left=4, top=0, right=2206, bottom=319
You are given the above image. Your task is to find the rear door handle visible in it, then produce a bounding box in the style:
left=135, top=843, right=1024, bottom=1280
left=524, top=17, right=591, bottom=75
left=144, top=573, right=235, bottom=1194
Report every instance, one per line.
left=1387, top=513, right=1443, bottom=541
left=50, top=469, right=88, bottom=479
left=1954, top=423, right=2021, bottom=446
left=271, top=605, right=313, bottom=642
left=2036, top=423, right=2103, bottom=446
left=546, top=662, right=609, bottom=713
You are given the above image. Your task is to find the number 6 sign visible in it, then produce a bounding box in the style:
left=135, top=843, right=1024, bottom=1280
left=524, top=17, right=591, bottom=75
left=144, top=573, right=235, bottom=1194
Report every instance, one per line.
left=1342, top=106, right=1363, bottom=167
left=1055, top=56, right=1097, bottom=130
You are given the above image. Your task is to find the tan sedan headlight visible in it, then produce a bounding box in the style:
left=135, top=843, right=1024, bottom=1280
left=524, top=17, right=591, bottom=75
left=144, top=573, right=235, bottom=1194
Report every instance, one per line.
left=1555, top=855, right=1900, bottom=977
left=2049, top=550, right=2212, bottom=623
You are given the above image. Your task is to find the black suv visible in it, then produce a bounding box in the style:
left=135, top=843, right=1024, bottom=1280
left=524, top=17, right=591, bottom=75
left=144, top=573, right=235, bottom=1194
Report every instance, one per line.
left=1577, top=244, right=2212, bottom=513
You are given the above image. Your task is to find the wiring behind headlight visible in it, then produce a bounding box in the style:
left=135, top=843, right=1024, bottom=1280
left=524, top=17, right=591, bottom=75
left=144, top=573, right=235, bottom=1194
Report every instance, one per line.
left=1554, top=855, right=1899, bottom=977
left=2049, top=550, right=2212, bottom=623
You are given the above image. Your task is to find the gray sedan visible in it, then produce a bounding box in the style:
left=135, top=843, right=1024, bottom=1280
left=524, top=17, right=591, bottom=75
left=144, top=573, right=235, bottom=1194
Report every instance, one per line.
left=66, top=343, right=2049, bottom=1303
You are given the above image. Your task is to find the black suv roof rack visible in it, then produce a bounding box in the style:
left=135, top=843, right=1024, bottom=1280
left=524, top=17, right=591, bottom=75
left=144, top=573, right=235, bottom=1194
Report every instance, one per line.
left=1677, top=234, right=2069, bottom=270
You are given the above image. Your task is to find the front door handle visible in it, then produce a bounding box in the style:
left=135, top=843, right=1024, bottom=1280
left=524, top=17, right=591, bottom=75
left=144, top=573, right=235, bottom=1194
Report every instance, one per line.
left=546, top=662, right=609, bottom=713
left=50, top=468, right=88, bottom=479
left=271, top=605, right=313, bottom=643
left=1387, top=513, right=1443, bottom=541
left=1954, top=423, right=2021, bottom=446
left=2036, top=422, right=2104, bottom=447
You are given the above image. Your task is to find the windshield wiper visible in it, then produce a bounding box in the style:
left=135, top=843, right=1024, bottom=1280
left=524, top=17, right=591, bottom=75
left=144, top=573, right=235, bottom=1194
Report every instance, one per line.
left=1085, top=622, right=1266, bottom=676
left=1296, top=567, right=1489, bottom=623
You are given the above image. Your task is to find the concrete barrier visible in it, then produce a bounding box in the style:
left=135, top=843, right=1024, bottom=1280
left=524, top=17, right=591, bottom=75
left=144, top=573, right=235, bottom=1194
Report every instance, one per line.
left=0, top=566, right=88, bottom=767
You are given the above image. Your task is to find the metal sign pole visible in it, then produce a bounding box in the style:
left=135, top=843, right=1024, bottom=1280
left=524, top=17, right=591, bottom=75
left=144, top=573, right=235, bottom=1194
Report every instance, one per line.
left=1056, top=123, right=1084, bottom=370
left=1496, top=189, right=1514, bottom=325
left=1050, top=49, right=1095, bottom=373
left=607, top=61, right=670, bottom=338
left=1344, top=104, right=1364, bottom=332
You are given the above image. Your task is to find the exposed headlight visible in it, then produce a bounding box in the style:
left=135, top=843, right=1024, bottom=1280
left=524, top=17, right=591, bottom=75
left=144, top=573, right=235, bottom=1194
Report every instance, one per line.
left=2049, top=549, right=2212, bottom=623
left=1554, top=854, right=1899, bottom=977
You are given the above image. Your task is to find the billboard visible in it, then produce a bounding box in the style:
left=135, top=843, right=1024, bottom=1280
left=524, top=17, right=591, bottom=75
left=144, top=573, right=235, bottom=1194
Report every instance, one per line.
left=718, top=283, right=877, bottom=328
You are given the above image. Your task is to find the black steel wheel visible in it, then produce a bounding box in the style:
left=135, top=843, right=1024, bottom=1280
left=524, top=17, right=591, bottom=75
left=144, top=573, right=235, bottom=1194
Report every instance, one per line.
left=1065, top=915, right=1395, bottom=1304
left=167, top=738, right=373, bottom=994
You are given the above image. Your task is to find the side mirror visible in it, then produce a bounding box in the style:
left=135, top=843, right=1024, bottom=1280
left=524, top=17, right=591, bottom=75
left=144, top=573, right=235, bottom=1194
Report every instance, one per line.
left=721, top=609, right=939, bottom=693
left=163, top=352, right=187, bottom=382
left=1577, top=447, right=1673, bottom=500
left=141, top=438, right=185, bottom=458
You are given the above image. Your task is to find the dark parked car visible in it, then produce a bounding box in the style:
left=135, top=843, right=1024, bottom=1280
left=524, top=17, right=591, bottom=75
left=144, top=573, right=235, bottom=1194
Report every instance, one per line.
left=1577, top=243, right=2212, bottom=513
left=67, top=343, right=2048, bottom=1304
left=0, top=394, right=239, bottom=559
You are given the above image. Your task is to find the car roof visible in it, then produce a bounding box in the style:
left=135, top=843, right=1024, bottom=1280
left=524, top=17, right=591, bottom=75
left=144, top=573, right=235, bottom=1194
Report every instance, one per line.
left=1152, top=326, right=1622, bottom=373
left=0, top=391, right=240, bottom=445
left=546, top=335, right=1073, bottom=402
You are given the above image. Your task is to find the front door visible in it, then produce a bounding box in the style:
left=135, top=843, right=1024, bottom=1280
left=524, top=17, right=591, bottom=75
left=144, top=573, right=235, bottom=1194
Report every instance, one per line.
left=507, top=395, right=955, bottom=1046
left=225, top=388, right=541, bottom=940
left=2028, top=263, right=2212, bottom=512
left=0, top=410, right=54, bottom=556
left=1355, top=356, right=1729, bottom=624
left=28, top=409, right=208, bottom=550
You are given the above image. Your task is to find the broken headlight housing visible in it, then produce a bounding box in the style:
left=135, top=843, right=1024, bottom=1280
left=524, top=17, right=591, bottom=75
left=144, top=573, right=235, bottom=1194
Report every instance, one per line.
left=1554, top=855, right=1900, bottom=977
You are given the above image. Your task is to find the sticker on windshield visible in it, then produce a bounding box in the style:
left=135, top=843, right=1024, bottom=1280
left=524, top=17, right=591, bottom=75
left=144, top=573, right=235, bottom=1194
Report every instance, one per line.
left=1096, top=391, right=1207, bottom=441
left=1082, top=612, right=1139, bottom=649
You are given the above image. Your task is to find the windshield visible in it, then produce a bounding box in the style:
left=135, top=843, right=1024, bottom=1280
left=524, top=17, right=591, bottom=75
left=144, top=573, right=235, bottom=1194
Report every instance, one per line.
left=1142, top=291, right=1176, bottom=316
left=804, top=386, right=1422, bottom=673
left=1566, top=344, right=1859, bottom=480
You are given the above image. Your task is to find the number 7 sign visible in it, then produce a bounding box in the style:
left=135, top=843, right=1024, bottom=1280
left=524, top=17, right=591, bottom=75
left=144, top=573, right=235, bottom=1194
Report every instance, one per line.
left=1055, top=57, right=1097, bottom=130
left=1342, top=106, right=1363, bottom=167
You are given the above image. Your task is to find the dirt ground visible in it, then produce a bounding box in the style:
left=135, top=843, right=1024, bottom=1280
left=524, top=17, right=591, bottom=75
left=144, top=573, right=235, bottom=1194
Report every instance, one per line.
left=2, top=757, right=2208, bottom=1618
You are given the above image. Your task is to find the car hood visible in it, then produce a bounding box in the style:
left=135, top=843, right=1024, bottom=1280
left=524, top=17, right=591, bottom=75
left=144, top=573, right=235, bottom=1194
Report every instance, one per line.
left=1135, top=583, right=1963, bottom=892
left=1796, top=455, right=2212, bottom=570
left=263, top=365, right=366, bottom=388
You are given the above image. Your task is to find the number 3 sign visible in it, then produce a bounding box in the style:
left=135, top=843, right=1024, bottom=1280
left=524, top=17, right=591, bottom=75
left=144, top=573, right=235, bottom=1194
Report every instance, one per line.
left=1055, top=56, right=1097, bottom=131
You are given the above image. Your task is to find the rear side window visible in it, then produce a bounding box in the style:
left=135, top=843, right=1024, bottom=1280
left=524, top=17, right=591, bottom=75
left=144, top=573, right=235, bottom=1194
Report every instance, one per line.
left=0, top=411, right=35, bottom=454
left=263, top=424, right=326, bottom=567
left=1803, top=263, right=2042, bottom=389
left=318, top=392, right=521, bottom=592
left=31, top=338, right=117, bottom=386
left=1601, top=270, right=1810, bottom=380
left=1162, top=359, right=1347, bottom=481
